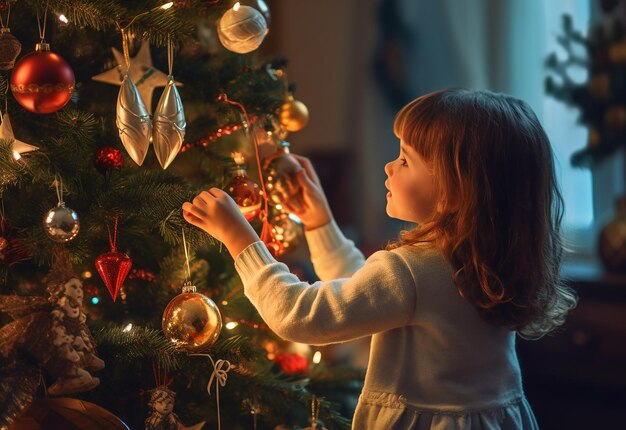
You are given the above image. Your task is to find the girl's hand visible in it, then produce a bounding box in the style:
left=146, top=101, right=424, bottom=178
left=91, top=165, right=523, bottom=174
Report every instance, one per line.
left=182, top=188, right=260, bottom=258
left=282, top=155, right=333, bottom=231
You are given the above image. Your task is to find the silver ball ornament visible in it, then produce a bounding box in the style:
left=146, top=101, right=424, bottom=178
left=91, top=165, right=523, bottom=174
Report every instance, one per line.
left=43, top=203, right=80, bottom=242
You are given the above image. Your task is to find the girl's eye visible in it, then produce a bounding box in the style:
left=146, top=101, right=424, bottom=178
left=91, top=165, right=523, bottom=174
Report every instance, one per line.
left=400, top=157, right=407, bottom=166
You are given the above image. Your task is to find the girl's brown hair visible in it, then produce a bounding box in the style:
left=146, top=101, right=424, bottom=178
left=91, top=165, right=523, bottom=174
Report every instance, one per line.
left=389, top=88, right=577, bottom=338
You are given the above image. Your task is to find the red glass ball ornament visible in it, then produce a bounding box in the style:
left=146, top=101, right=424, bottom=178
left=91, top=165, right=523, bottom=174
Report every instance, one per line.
left=10, top=43, right=75, bottom=114
left=225, top=169, right=263, bottom=221
left=95, top=146, right=123, bottom=173
left=95, top=250, right=132, bottom=302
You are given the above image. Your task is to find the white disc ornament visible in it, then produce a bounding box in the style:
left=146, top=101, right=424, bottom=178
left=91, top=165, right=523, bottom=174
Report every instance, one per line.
left=116, top=75, right=152, bottom=166
left=43, top=203, right=80, bottom=242
left=153, top=75, right=186, bottom=169
left=217, top=5, right=267, bottom=54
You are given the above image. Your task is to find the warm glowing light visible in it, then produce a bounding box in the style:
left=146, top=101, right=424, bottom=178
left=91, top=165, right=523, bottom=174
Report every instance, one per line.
left=231, top=151, right=245, bottom=165
left=123, top=323, right=133, bottom=332
left=275, top=204, right=283, bottom=211
left=12, top=151, right=21, bottom=160
left=225, top=321, right=239, bottom=330
left=312, top=350, right=322, bottom=364
left=233, top=2, right=241, bottom=11
left=58, top=14, right=69, bottom=23
left=82, top=270, right=93, bottom=279
left=221, top=300, right=229, bottom=306
left=161, top=2, right=174, bottom=9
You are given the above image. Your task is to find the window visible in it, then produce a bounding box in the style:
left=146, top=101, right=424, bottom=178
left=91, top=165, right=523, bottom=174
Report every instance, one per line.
left=543, top=0, right=596, bottom=258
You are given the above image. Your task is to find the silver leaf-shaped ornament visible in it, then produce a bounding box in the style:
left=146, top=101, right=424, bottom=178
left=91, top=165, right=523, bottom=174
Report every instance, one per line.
left=116, top=75, right=152, bottom=166
left=153, top=76, right=186, bottom=169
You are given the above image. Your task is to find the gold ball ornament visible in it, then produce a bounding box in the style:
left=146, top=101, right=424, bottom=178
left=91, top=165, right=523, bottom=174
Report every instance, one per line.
left=279, top=95, right=309, bottom=132
left=162, top=282, right=222, bottom=352
left=262, top=141, right=303, bottom=209
left=264, top=210, right=304, bottom=257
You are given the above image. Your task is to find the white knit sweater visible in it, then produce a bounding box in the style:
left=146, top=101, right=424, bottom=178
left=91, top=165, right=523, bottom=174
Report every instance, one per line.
left=235, top=220, right=539, bottom=429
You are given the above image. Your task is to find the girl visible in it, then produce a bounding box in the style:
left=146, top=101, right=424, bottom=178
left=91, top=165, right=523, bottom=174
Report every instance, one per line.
left=182, top=89, right=577, bottom=429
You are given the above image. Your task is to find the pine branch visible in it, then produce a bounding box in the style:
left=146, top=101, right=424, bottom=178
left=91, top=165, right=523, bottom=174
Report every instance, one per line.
left=94, top=324, right=182, bottom=371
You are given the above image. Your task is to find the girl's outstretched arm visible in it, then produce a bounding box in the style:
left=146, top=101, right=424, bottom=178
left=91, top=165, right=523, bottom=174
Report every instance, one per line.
left=235, top=240, right=416, bottom=345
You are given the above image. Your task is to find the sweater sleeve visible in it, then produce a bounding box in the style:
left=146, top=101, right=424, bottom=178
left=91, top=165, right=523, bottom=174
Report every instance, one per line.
left=304, top=220, right=366, bottom=280
left=235, top=240, right=416, bottom=345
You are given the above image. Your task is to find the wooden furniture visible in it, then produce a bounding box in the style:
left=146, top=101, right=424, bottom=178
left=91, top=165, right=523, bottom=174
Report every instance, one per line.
left=517, top=264, right=626, bottom=429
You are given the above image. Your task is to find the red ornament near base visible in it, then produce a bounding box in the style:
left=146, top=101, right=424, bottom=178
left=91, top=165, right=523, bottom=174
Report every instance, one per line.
left=10, top=42, right=75, bottom=114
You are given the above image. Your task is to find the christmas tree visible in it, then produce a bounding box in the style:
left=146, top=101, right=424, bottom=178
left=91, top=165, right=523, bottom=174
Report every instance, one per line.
left=0, top=1, right=361, bottom=429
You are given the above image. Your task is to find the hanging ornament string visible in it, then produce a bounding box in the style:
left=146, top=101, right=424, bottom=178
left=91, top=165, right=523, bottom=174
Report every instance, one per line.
left=116, top=3, right=176, bottom=70
left=152, top=359, right=173, bottom=388
left=217, top=93, right=273, bottom=243
left=120, top=27, right=131, bottom=71
left=167, top=35, right=174, bottom=76
left=244, top=398, right=261, bottom=430
left=106, top=214, right=119, bottom=252
left=190, top=353, right=232, bottom=430
left=0, top=0, right=12, bottom=29
left=36, top=1, right=49, bottom=44
left=181, top=228, right=191, bottom=282
left=139, top=359, right=174, bottom=407
left=53, top=175, right=64, bottom=205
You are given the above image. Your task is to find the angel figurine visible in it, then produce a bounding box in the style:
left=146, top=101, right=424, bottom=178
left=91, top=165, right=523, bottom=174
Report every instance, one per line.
left=0, top=248, right=104, bottom=396
left=145, top=386, right=182, bottom=430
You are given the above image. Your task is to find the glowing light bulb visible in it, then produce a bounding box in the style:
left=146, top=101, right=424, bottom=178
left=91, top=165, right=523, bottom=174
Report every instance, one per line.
left=58, top=14, right=69, bottom=23
left=225, top=321, right=239, bottom=330
left=233, top=2, right=241, bottom=11
left=312, top=350, right=322, bottom=364
left=161, top=2, right=174, bottom=9
left=123, top=323, right=133, bottom=332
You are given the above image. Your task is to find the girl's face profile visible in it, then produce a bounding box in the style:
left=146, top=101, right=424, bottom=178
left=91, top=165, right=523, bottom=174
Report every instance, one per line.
left=384, top=141, right=436, bottom=224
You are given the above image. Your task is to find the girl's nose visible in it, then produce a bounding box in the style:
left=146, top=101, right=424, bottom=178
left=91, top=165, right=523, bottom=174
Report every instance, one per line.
left=384, top=161, right=393, bottom=176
